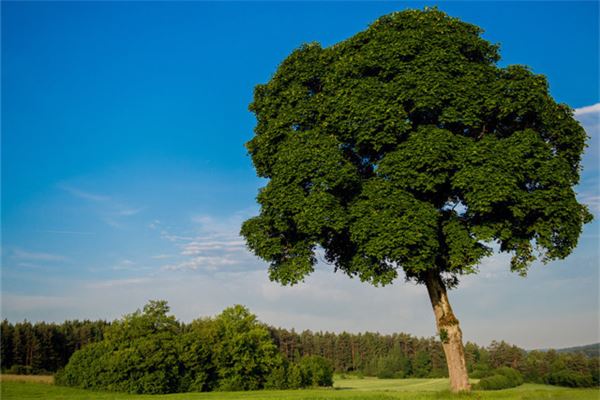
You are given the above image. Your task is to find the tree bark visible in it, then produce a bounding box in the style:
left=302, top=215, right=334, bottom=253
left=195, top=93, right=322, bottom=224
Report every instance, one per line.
left=424, top=270, right=471, bottom=392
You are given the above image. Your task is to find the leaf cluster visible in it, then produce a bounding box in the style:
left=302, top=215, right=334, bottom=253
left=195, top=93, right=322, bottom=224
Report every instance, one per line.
left=242, top=8, right=592, bottom=286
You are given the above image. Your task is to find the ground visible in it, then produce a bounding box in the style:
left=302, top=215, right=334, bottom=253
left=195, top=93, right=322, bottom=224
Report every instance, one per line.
left=1, top=375, right=597, bottom=399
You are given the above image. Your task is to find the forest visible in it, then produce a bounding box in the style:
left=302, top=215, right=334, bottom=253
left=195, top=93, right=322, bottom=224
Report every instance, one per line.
left=1, top=301, right=597, bottom=392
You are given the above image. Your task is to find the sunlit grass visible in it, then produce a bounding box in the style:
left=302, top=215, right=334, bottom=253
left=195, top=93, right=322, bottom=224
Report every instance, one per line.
left=1, top=375, right=598, bottom=400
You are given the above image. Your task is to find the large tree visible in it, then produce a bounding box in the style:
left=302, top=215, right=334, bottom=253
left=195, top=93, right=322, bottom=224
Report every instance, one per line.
left=241, top=8, right=592, bottom=392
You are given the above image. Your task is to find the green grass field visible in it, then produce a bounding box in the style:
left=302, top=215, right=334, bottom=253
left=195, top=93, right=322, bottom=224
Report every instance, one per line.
left=1, top=375, right=598, bottom=400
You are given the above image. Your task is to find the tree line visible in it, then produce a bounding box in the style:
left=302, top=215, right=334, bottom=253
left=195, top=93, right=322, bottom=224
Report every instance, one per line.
left=1, top=319, right=108, bottom=374
left=2, top=306, right=598, bottom=389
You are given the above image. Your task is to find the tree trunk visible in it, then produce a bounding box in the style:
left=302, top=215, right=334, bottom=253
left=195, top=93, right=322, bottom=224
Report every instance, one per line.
left=424, top=270, right=471, bottom=392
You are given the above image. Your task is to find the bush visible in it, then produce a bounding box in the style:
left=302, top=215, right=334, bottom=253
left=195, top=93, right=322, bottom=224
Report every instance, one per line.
left=299, top=355, right=334, bottom=387
left=545, top=370, right=594, bottom=388
left=476, top=367, right=523, bottom=390
left=470, top=367, right=492, bottom=379
left=178, top=328, right=215, bottom=392
left=56, top=301, right=184, bottom=394
left=495, top=366, right=524, bottom=385
left=477, top=374, right=513, bottom=390
left=54, top=341, right=112, bottom=389
left=212, top=305, right=283, bottom=391
left=264, top=365, right=288, bottom=389
left=287, top=363, right=305, bottom=389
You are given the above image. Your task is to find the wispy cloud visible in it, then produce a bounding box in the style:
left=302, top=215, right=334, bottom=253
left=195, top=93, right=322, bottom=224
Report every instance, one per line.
left=578, top=192, right=600, bottom=213
left=60, top=184, right=144, bottom=228
left=60, top=185, right=110, bottom=202
left=152, top=254, right=173, bottom=259
left=12, top=248, right=66, bottom=262
left=157, top=210, right=260, bottom=272
left=574, top=103, right=600, bottom=116
left=35, top=230, right=96, bottom=235
left=117, top=208, right=144, bottom=216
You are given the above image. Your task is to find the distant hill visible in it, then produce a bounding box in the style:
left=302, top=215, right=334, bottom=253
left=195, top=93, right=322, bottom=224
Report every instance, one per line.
left=555, top=343, right=599, bottom=358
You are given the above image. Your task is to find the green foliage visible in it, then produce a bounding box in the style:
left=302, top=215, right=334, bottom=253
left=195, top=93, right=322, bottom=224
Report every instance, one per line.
left=242, top=8, right=591, bottom=287
left=412, top=351, right=433, bottom=378
left=264, top=364, right=289, bottom=389
left=476, top=367, right=523, bottom=390
left=299, top=355, right=334, bottom=387
left=212, top=305, right=283, bottom=391
left=476, top=374, right=514, bottom=390
left=178, top=325, right=215, bottom=392
left=54, top=341, right=112, bottom=389
left=545, top=370, right=594, bottom=388
left=494, top=367, right=524, bottom=385
left=375, top=354, right=412, bottom=379
left=56, top=302, right=286, bottom=394
left=56, top=301, right=182, bottom=394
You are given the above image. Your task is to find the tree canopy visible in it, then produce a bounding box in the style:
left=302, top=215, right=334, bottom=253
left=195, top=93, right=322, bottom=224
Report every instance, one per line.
left=241, top=8, right=592, bottom=287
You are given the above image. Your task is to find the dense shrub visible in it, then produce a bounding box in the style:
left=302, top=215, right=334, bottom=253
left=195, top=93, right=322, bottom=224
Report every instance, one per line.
left=57, top=302, right=286, bottom=394
left=264, top=364, right=289, bottom=389
left=477, top=374, right=513, bottom=390
left=476, top=367, right=523, bottom=390
left=299, top=355, right=334, bottom=387
left=469, top=366, right=491, bottom=379
left=55, top=341, right=113, bottom=389
left=212, top=305, right=283, bottom=391
left=56, top=301, right=182, bottom=394
left=545, top=370, right=594, bottom=388
left=178, top=328, right=215, bottom=392
left=495, top=366, right=524, bottom=385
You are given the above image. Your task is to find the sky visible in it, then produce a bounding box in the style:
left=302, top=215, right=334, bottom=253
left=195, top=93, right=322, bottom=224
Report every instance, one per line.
left=1, top=1, right=599, bottom=350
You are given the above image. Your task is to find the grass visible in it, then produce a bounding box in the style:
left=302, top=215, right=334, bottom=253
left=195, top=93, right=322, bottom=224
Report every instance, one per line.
left=0, top=374, right=54, bottom=384
left=1, top=375, right=598, bottom=400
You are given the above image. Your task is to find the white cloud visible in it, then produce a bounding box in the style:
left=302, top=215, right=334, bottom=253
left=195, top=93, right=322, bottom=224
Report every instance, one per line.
left=574, top=103, right=600, bottom=116
left=155, top=210, right=260, bottom=272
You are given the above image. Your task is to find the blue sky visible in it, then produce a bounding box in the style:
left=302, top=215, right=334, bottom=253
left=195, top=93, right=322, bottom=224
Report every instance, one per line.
left=2, top=1, right=598, bottom=349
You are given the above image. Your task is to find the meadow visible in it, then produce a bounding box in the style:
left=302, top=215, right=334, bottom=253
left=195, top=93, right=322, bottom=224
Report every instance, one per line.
left=2, top=375, right=598, bottom=400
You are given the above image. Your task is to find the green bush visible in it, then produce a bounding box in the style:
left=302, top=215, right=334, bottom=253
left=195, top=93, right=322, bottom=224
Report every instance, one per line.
left=287, top=363, right=305, bottom=389
left=264, top=365, right=288, bottom=389
left=212, top=305, right=283, bottom=391
left=545, top=370, right=594, bottom=388
left=54, top=341, right=113, bottom=389
left=476, top=367, right=523, bottom=390
left=469, top=366, right=492, bottom=379
left=495, top=366, right=524, bottom=385
left=299, top=355, right=334, bottom=387
left=56, top=301, right=185, bottom=394
left=178, top=328, right=215, bottom=392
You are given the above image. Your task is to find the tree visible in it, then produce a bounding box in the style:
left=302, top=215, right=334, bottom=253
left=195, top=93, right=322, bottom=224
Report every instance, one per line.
left=241, top=8, right=592, bottom=392
left=212, top=305, right=283, bottom=391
